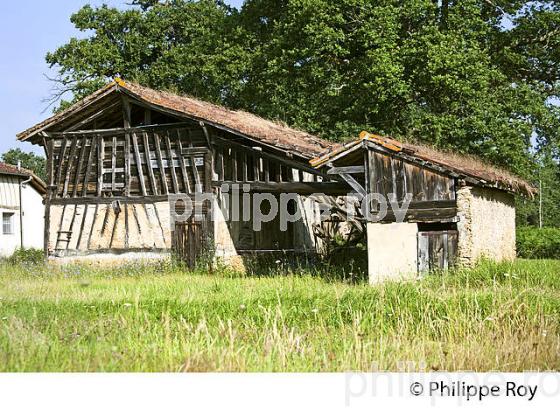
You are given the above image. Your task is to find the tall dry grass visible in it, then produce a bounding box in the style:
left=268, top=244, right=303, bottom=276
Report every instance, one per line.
left=0, top=258, right=558, bottom=371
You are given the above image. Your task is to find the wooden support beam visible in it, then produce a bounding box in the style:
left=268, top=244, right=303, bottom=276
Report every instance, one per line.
left=50, top=195, right=175, bottom=205
left=212, top=181, right=352, bottom=195
left=175, top=131, right=191, bottom=193
left=62, top=136, right=78, bottom=197
left=327, top=165, right=365, bottom=175
left=153, top=132, right=168, bottom=195
left=111, top=135, right=117, bottom=191
left=82, top=137, right=97, bottom=197
left=97, top=136, right=105, bottom=196
left=143, top=131, right=158, bottom=195
left=242, top=152, right=248, bottom=182
left=72, top=136, right=88, bottom=197
left=55, top=138, right=68, bottom=195
left=49, top=122, right=197, bottom=137
left=122, top=96, right=131, bottom=129
left=131, top=132, right=147, bottom=196
left=165, top=131, right=179, bottom=193
left=199, top=121, right=211, bottom=146
left=44, top=139, right=55, bottom=256
left=65, top=100, right=121, bottom=132
left=124, top=132, right=131, bottom=196
left=204, top=151, right=212, bottom=192
left=338, top=173, right=366, bottom=198
left=232, top=149, right=238, bottom=182
left=190, top=154, right=201, bottom=192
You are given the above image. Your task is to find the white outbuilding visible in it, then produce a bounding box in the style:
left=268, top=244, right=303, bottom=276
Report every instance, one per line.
left=0, top=162, right=46, bottom=257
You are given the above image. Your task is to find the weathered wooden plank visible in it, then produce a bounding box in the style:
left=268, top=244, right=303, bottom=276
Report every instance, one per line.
left=54, top=137, right=68, bottom=194
left=131, top=132, right=147, bottom=196
left=97, top=137, right=105, bottom=196
left=165, top=131, right=179, bottom=193
left=378, top=207, right=457, bottom=223
left=153, top=132, right=169, bottom=195
left=82, top=137, right=97, bottom=197
left=72, top=136, right=88, bottom=197
left=339, top=173, right=366, bottom=197
left=175, top=131, right=191, bottom=193
left=111, top=135, right=117, bottom=191
left=190, top=154, right=202, bottom=191
left=62, top=136, right=79, bottom=197
left=143, top=131, right=158, bottom=195
left=204, top=151, right=212, bottom=192
left=327, top=165, right=365, bottom=175
left=211, top=181, right=351, bottom=195
left=241, top=152, right=248, bottom=182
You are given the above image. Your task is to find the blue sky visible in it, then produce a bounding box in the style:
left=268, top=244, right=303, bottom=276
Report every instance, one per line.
left=0, top=0, right=244, bottom=155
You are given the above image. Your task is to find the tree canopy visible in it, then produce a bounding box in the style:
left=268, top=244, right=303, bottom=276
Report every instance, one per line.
left=1, top=149, right=47, bottom=181
left=46, top=0, right=559, bottom=191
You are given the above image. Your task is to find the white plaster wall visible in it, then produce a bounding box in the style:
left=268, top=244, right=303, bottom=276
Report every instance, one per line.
left=21, top=183, right=44, bottom=250
left=456, top=185, right=516, bottom=265
left=0, top=206, right=20, bottom=257
left=0, top=180, right=44, bottom=257
left=367, top=222, right=418, bottom=283
left=47, top=200, right=171, bottom=257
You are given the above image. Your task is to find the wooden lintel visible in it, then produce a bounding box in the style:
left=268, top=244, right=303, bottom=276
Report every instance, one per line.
left=327, top=165, right=365, bottom=175
left=212, top=181, right=352, bottom=195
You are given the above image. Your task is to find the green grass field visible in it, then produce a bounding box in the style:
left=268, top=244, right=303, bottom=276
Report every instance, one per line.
left=0, top=258, right=558, bottom=371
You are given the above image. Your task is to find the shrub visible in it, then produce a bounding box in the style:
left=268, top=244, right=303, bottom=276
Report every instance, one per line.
left=6, top=248, right=45, bottom=265
left=517, top=227, right=560, bottom=259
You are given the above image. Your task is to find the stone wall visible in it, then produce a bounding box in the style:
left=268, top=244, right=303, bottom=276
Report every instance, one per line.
left=456, top=185, right=516, bottom=266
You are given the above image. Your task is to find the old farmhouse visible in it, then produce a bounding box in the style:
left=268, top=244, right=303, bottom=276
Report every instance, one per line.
left=17, top=79, right=534, bottom=280
left=16, top=79, right=347, bottom=267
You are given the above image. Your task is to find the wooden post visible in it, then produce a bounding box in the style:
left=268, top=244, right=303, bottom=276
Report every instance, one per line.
left=97, top=136, right=104, bottom=196
left=122, top=96, right=132, bottom=196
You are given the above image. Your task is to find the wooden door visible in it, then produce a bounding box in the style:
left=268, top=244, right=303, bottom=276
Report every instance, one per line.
left=417, top=230, right=458, bottom=273
left=173, top=216, right=210, bottom=269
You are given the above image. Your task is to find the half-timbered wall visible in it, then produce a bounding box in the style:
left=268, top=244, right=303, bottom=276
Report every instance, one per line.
left=45, top=116, right=326, bottom=258
left=49, top=125, right=209, bottom=199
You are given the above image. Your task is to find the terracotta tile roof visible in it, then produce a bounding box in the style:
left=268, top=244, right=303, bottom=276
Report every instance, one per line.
left=0, top=162, right=47, bottom=195
left=17, top=79, right=338, bottom=159
left=312, top=131, right=536, bottom=197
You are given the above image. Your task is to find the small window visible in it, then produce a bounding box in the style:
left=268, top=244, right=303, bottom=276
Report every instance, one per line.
left=2, top=213, right=14, bottom=235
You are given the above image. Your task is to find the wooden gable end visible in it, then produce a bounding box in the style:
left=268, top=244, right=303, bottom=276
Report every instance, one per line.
left=365, top=146, right=456, bottom=203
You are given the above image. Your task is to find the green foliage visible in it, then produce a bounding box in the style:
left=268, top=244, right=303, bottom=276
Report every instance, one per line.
left=517, top=150, right=560, bottom=227
left=1, top=149, right=46, bottom=181
left=5, top=248, right=45, bottom=266
left=0, top=259, right=559, bottom=371
left=517, top=227, right=560, bottom=259
left=45, top=0, right=560, bottom=180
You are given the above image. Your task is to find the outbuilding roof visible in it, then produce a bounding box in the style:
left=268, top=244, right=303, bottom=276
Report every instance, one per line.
left=311, top=131, right=536, bottom=197
left=17, top=79, right=337, bottom=159
left=0, top=162, right=47, bottom=195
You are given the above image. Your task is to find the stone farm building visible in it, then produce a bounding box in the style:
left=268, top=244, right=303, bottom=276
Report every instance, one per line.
left=17, top=79, right=534, bottom=280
